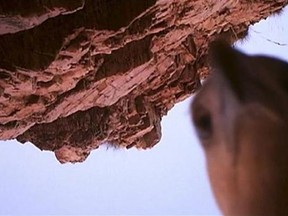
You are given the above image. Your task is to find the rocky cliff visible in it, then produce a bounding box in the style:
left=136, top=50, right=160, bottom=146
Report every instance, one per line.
left=0, top=0, right=287, bottom=163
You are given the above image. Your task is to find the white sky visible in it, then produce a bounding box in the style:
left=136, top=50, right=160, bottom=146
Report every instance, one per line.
left=0, top=6, right=287, bottom=215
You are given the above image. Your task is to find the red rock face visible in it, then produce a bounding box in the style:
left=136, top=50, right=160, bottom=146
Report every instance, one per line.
left=0, top=0, right=287, bottom=163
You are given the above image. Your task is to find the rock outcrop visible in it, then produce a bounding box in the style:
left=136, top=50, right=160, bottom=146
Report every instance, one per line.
left=0, top=0, right=287, bottom=163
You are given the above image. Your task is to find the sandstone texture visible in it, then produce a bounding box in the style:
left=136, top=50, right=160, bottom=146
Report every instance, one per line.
left=0, top=0, right=287, bottom=163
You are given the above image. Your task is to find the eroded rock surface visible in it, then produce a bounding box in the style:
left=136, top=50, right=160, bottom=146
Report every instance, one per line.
left=0, top=0, right=287, bottom=163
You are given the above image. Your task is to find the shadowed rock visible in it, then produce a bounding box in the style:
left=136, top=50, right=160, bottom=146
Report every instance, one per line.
left=0, top=0, right=287, bottom=163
